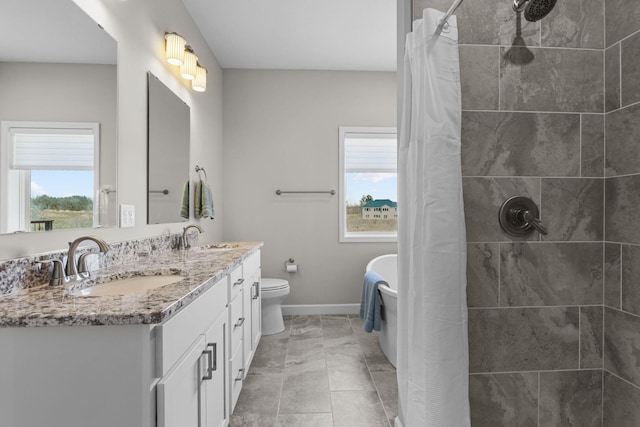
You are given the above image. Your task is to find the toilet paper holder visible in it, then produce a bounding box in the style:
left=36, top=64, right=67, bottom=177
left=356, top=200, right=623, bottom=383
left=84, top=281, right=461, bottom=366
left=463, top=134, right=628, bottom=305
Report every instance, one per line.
left=284, top=258, right=298, bottom=273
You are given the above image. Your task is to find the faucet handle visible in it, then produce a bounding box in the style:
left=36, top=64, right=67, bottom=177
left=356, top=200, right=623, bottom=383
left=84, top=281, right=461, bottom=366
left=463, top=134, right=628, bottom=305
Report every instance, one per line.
left=36, top=259, right=68, bottom=286
left=77, top=252, right=95, bottom=276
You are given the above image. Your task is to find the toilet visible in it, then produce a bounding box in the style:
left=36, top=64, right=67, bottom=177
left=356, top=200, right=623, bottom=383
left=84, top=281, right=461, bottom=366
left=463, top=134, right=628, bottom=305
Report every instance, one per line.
left=260, top=278, right=290, bottom=335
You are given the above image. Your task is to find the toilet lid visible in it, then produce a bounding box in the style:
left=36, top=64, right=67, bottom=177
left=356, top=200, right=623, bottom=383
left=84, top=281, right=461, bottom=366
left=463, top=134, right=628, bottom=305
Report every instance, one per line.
left=261, top=278, right=289, bottom=291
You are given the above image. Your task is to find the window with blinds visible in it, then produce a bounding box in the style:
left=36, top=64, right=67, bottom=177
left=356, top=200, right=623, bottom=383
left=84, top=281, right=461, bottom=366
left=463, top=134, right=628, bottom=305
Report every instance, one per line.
left=9, top=127, right=95, bottom=170
left=339, top=127, right=398, bottom=243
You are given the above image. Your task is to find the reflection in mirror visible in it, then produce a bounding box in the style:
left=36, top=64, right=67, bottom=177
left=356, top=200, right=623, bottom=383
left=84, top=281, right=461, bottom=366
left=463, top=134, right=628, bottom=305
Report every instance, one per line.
left=147, top=72, right=190, bottom=224
left=0, top=0, right=117, bottom=234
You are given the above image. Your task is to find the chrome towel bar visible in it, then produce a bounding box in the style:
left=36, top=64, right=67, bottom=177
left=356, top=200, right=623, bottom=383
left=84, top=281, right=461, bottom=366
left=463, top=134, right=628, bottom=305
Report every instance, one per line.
left=275, top=189, right=335, bottom=195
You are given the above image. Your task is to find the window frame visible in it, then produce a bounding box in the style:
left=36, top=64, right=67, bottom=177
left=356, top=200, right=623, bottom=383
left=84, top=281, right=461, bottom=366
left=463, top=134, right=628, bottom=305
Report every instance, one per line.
left=338, top=126, right=397, bottom=243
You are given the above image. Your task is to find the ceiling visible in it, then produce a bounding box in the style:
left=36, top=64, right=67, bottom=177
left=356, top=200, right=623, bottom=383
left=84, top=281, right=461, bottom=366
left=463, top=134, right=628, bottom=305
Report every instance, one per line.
left=182, top=0, right=397, bottom=72
left=0, top=0, right=116, bottom=64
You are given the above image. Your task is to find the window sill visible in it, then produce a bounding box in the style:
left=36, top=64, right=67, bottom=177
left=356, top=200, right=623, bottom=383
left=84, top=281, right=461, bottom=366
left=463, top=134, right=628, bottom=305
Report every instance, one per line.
left=340, top=232, right=397, bottom=243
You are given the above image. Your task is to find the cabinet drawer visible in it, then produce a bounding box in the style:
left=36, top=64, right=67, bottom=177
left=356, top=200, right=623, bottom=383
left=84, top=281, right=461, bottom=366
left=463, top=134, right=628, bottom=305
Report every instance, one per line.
left=243, top=251, right=260, bottom=281
left=230, top=345, right=244, bottom=412
left=229, top=292, right=244, bottom=356
left=156, top=277, right=227, bottom=376
left=228, top=265, right=243, bottom=301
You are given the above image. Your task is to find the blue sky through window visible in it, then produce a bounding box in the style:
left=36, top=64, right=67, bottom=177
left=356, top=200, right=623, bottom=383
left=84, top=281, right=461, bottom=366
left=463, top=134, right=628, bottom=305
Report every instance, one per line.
left=30, top=170, right=94, bottom=198
left=346, top=172, right=397, bottom=205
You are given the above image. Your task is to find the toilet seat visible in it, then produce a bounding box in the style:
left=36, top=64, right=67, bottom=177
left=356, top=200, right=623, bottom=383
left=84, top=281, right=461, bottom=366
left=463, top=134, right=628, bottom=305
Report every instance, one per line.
left=261, top=278, right=289, bottom=292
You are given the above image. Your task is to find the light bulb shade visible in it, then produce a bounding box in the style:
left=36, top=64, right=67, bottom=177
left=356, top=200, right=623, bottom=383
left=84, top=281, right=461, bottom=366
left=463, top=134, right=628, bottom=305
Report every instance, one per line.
left=165, top=33, right=186, bottom=66
left=180, top=49, right=198, bottom=80
left=192, top=66, right=207, bottom=92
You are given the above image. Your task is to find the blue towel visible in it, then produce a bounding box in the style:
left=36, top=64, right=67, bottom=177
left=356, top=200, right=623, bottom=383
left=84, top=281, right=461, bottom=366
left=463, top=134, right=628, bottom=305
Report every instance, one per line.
left=359, top=271, right=387, bottom=333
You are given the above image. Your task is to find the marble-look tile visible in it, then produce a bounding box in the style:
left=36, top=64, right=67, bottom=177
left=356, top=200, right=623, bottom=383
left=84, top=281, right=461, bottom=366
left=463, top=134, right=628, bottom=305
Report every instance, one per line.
left=371, top=372, right=398, bottom=425
left=324, top=335, right=363, bottom=360
left=605, top=44, right=621, bottom=113
left=282, top=358, right=329, bottom=391
left=232, top=372, right=283, bottom=417
left=605, top=243, right=622, bottom=309
left=603, top=372, right=640, bottom=426
left=466, top=243, right=499, bottom=308
left=463, top=178, right=540, bottom=242
left=605, top=0, right=640, bottom=47
left=414, top=0, right=540, bottom=46
left=356, top=333, right=395, bottom=372
left=468, top=307, right=579, bottom=372
left=539, top=370, right=602, bottom=427
left=278, top=389, right=332, bottom=414
left=459, top=45, right=499, bottom=110
left=500, top=47, right=604, bottom=113
left=230, top=413, right=277, bottom=427
left=541, top=178, right=603, bottom=241
left=622, top=245, right=640, bottom=316
left=580, top=306, right=603, bottom=369
left=276, top=414, right=333, bottom=427
left=320, top=318, right=353, bottom=340
left=462, top=112, right=580, bottom=177
left=469, top=372, right=538, bottom=427
left=289, top=315, right=323, bottom=341
left=621, top=32, right=640, bottom=107
left=348, top=315, right=367, bottom=335
left=249, top=335, right=289, bottom=372
left=327, top=357, right=375, bottom=391
left=605, top=175, right=640, bottom=243
left=540, top=0, right=604, bottom=48
left=581, top=114, right=605, bottom=177
left=500, top=243, right=602, bottom=306
left=605, top=103, right=640, bottom=176
left=331, top=391, right=389, bottom=427
left=604, top=307, right=640, bottom=387
left=285, top=337, right=324, bottom=366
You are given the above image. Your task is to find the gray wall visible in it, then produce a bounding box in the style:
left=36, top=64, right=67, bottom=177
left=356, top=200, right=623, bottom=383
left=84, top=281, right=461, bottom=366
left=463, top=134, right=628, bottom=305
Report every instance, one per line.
left=603, top=0, right=640, bottom=423
left=0, top=0, right=224, bottom=259
left=222, top=69, right=397, bottom=306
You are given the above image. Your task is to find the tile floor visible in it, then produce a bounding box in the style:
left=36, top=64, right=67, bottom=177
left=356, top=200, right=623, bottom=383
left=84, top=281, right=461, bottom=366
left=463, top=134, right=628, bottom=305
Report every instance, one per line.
left=230, top=314, right=398, bottom=427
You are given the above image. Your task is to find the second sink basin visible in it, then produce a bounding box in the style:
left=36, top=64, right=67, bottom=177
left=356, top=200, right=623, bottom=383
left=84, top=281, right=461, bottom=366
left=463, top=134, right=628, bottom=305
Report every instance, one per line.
left=71, top=275, right=184, bottom=297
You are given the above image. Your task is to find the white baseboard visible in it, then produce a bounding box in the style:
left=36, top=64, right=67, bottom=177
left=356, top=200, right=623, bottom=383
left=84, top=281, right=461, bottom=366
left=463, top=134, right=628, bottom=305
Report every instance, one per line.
left=281, top=304, right=360, bottom=316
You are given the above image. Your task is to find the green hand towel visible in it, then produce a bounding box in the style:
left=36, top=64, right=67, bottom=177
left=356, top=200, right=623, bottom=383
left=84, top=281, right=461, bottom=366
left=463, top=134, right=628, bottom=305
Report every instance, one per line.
left=194, top=180, right=202, bottom=218
left=180, top=180, right=189, bottom=219
left=201, top=181, right=214, bottom=219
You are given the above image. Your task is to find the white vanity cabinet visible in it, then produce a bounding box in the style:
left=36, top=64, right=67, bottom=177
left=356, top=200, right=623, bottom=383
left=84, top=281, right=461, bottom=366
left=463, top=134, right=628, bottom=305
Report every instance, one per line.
left=157, top=276, right=228, bottom=427
left=227, top=251, right=262, bottom=413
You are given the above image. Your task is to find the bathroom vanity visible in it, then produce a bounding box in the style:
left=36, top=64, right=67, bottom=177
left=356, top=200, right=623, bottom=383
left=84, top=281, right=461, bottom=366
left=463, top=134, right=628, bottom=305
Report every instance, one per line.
left=0, top=242, right=262, bottom=427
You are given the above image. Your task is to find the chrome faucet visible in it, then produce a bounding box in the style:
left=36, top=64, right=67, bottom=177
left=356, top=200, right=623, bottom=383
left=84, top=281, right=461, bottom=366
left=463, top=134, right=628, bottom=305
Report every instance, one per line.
left=182, top=224, right=204, bottom=249
left=66, top=236, right=110, bottom=281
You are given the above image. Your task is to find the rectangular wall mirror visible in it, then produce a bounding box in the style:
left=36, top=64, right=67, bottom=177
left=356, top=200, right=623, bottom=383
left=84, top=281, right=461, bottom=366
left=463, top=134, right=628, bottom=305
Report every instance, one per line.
left=147, top=72, right=190, bottom=224
left=0, top=0, right=118, bottom=234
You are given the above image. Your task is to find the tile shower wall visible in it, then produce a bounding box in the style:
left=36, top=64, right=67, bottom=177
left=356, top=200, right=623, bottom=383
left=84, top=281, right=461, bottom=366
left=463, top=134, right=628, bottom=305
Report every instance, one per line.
left=603, top=0, right=640, bottom=424
left=413, top=0, right=608, bottom=425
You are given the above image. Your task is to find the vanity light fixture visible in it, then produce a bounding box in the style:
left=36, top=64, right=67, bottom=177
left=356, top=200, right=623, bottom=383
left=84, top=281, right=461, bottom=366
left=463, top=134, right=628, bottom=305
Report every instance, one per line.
left=180, top=46, right=197, bottom=80
left=192, top=64, right=207, bottom=92
left=164, top=33, right=207, bottom=92
left=164, top=32, right=186, bottom=66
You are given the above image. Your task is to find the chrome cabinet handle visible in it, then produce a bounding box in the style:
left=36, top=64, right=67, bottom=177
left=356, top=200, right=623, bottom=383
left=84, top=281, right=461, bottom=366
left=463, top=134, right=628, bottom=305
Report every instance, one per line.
left=201, top=347, right=214, bottom=381
left=233, top=278, right=245, bottom=287
left=208, top=342, right=217, bottom=372
left=252, top=281, right=260, bottom=299
left=234, top=317, right=245, bottom=328
left=235, top=368, right=245, bottom=382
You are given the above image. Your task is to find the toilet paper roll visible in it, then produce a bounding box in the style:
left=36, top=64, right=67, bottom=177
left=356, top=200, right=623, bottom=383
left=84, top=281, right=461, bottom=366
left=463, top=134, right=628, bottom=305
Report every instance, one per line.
left=286, top=264, right=298, bottom=273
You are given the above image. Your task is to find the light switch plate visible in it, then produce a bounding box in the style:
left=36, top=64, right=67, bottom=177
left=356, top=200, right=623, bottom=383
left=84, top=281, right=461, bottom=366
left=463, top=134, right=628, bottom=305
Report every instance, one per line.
left=120, top=204, right=135, bottom=228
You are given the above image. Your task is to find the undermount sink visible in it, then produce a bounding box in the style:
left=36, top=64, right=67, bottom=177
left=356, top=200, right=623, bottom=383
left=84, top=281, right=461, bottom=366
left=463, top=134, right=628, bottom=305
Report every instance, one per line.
left=71, top=275, right=183, bottom=297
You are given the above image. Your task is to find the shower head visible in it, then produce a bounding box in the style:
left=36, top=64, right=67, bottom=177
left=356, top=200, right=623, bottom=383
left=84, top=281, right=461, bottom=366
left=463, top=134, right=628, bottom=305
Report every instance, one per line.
left=512, top=0, right=557, bottom=22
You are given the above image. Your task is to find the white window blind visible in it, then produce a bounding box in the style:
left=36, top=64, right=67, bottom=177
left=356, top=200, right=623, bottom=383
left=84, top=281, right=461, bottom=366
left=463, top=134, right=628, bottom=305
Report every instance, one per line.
left=9, top=128, right=95, bottom=170
left=344, top=132, right=397, bottom=173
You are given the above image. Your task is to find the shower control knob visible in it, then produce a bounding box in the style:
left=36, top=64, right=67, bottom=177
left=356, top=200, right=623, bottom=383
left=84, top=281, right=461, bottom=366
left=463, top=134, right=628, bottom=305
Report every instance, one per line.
left=498, top=196, right=548, bottom=237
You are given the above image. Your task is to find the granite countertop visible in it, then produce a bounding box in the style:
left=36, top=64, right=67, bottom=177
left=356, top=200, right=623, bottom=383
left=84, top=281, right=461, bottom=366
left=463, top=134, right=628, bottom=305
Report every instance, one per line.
left=0, top=242, right=262, bottom=327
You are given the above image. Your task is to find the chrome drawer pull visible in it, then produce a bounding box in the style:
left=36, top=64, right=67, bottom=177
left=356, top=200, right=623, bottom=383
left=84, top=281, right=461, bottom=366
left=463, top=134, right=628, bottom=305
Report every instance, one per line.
left=252, top=281, right=260, bottom=299
left=234, top=317, right=245, bottom=327
left=235, top=368, right=245, bottom=382
left=233, top=278, right=245, bottom=287
left=201, top=347, right=214, bottom=381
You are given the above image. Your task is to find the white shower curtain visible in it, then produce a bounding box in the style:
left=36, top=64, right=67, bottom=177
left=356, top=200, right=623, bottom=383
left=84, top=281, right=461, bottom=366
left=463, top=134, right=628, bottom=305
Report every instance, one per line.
left=396, top=8, right=470, bottom=427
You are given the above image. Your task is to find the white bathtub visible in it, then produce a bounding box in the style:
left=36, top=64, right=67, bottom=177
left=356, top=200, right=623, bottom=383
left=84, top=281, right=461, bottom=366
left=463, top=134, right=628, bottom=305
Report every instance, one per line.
left=366, top=254, right=397, bottom=367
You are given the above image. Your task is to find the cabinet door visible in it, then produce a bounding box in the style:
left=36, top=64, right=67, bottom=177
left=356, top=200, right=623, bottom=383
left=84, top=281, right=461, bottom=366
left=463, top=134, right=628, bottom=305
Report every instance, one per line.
left=243, top=280, right=253, bottom=372
left=157, top=336, right=207, bottom=427
left=204, top=311, right=227, bottom=427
